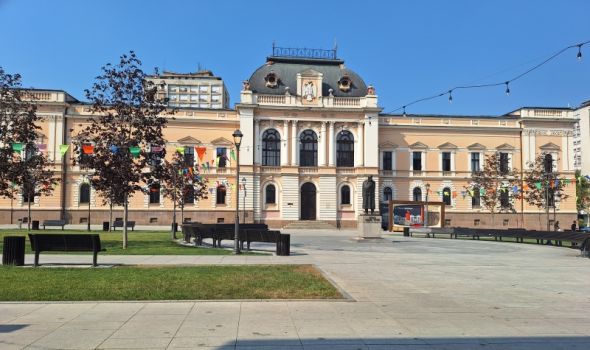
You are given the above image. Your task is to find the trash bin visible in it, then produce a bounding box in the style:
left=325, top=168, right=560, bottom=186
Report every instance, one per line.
left=172, top=222, right=178, bottom=233
left=31, top=220, right=40, bottom=230
left=2, top=236, right=25, bottom=266
left=102, top=221, right=109, bottom=231
left=277, top=233, right=290, bottom=256
left=403, top=227, right=410, bottom=237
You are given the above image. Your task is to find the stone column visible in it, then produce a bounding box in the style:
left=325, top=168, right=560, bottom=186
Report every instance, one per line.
left=254, top=119, right=260, bottom=165
left=319, top=121, right=327, bottom=166
left=291, top=120, right=298, bottom=165
left=281, top=120, right=289, bottom=166
left=356, top=121, right=364, bottom=167
left=328, top=121, right=335, bottom=166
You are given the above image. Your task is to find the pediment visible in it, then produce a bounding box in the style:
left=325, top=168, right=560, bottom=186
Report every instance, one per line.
left=409, top=141, right=428, bottom=149
left=177, top=136, right=202, bottom=144
left=211, top=137, right=233, bottom=146
left=379, top=141, right=398, bottom=149
left=496, top=143, right=515, bottom=150
left=438, top=142, right=457, bottom=149
left=539, top=142, right=561, bottom=151
left=467, top=143, right=486, bottom=150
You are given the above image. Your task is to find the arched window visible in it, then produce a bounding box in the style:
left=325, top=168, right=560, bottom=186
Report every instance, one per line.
left=216, top=185, right=226, bottom=205
left=472, top=187, right=481, bottom=208
left=79, top=183, right=91, bottom=204
left=149, top=183, right=160, bottom=204
left=183, top=185, right=195, bottom=204
left=544, top=153, right=553, bottom=173
left=412, top=187, right=422, bottom=202
left=341, top=185, right=351, bottom=205
left=265, top=184, right=276, bottom=204
left=383, top=187, right=393, bottom=202
left=299, top=129, right=318, bottom=166
left=262, top=129, right=280, bottom=166
left=336, top=131, right=354, bottom=167
left=442, top=187, right=451, bottom=206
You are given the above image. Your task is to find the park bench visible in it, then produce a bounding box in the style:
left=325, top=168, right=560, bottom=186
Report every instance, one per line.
left=42, top=219, right=66, bottom=230
left=28, top=233, right=105, bottom=267
left=243, top=229, right=280, bottom=250
left=112, top=220, right=135, bottom=231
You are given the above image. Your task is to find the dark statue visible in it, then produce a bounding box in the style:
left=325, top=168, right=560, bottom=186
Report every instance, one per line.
left=362, top=176, right=376, bottom=214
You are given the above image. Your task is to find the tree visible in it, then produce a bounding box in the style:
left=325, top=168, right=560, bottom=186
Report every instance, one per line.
left=523, top=153, right=568, bottom=231
left=159, top=150, right=208, bottom=239
left=575, top=170, right=590, bottom=214
left=0, top=68, right=57, bottom=229
left=73, top=52, right=168, bottom=248
left=465, top=153, right=520, bottom=226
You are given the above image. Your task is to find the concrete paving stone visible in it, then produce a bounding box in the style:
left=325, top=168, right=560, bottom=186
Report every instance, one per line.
left=135, top=302, right=195, bottom=315
left=302, top=345, right=370, bottom=350
left=29, top=329, right=113, bottom=349
left=59, top=320, right=125, bottom=330
left=0, top=330, right=54, bottom=348
left=175, top=323, right=239, bottom=338
left=109, top=321, right=183, bottom=339
left=97, top=336, right=172, bottom=349
left=167, top=335, right=236, bottom=348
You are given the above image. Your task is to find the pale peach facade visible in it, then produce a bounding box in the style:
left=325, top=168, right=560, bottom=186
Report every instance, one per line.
left=0, top=52, right=578, bottom=229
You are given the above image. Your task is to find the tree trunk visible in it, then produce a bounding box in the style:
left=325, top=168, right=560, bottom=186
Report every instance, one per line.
left=171, top=199, right=177, bottom=240
left=109, top=201, right=113, bottom=232
left=123, top=193, right=128, bottom=249
left=27, top=198, right=32, bottom=231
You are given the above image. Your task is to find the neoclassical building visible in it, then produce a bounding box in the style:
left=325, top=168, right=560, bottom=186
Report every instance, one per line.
left=0, top=48, right=578, bottom=229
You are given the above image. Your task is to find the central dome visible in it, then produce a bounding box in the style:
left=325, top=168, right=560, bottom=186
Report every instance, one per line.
left=247, top=56, right=368, bottom=98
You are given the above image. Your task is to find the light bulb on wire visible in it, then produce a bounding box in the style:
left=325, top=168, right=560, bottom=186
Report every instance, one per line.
left=402, top=106, right=407, bottom=117
left=577, top=44, right=583, bottom=61
left=505, top=81, right=510, bottom=96
left=448, top=90, right=453, bottom=103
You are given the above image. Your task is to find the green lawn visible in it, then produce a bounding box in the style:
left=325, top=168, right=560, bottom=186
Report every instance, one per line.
left=0, top=229, right=265, bottom=255
left=0, top=265, right=341, bottom=301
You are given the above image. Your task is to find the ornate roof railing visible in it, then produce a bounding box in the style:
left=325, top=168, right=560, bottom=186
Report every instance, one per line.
left=271, top=45, right=337, bottom=60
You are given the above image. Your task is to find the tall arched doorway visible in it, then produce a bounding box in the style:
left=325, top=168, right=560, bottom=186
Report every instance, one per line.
left=300, top=182, right=316, bottom=220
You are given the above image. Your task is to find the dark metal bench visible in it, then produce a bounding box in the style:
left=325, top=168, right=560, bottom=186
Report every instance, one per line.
left=42, top=220, right=66, bottom=230
left=112, top=220, right=135, bottom=231
left=28, top=233, right=105, bottom=267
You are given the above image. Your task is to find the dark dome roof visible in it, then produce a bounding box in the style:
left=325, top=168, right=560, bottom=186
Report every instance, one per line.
left=248, top=57, right=368, bottom=97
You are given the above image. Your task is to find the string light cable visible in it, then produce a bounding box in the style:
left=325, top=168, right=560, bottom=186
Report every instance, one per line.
left=389, top=39, right=589, bottom=115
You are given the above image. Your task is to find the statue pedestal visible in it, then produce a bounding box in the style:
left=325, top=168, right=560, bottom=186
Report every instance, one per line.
left=356, top=214, right=382, bottom=240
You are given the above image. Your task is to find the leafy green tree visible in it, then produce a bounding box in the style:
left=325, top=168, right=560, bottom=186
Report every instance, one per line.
left=522, top=153, right=568, bottom=231
left=0, top=68, right=57, bottom=229
left=159, top=151, right=208, bottom=239
left=576, top=170, right=590, bottom=215
left=73, top=52, right=168, bottom=248
left=465, top=153, right=519, bottom=227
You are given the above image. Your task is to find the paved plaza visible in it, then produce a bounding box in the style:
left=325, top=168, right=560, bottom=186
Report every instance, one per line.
left=1, top=230, right=589, bottom=349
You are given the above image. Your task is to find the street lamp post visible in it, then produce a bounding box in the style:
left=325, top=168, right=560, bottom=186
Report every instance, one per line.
left=424, top=183, right=430, bottom=227
left=232, top=129, right=243, bottom=255
left=85, top=175, right=91, bottom=232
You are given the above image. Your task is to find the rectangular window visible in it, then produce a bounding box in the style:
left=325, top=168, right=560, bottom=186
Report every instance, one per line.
left=211, top=85, right=221, bottom=93
left=216, top=148, right=227, bottom=168
left=382, top=151, right=392, bottom=171
left=412, top=152, right=422, bottom=171
left=499, top=153, right=509, bottom=174
left=190, top=86, right=199, bottom=93
left=471, top=152, right=480, bottom=172
left=199, top=86, right=208, bottom=92
left=179, top=94, right=189, bottom=101
left=179, top=87, right=188, bottom=93
left=442, top=152, right=451, bottom=172
left=211, top=95, right=221, bottom=102
left=500, top=190, right=509, bottom=208
left=190, top=95, right=198, bottom=101
left=184, top=147, right=195, bottom=166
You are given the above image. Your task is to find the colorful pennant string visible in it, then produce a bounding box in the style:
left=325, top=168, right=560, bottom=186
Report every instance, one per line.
left=59, top=144, right=69, bottom=156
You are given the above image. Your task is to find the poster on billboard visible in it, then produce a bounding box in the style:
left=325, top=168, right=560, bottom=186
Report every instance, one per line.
left=387, top=200, right=445, bottom=231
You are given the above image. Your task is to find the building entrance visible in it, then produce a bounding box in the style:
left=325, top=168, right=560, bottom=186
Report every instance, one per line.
left=300, top=182, right=316, bottom=220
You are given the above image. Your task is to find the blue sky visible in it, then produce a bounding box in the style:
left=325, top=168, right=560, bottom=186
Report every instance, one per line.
left=1, top=0, right=589, bottom=115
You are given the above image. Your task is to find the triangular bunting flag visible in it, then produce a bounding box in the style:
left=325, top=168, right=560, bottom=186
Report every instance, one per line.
left=129, top=146, right=141, bottom=158
left=11, top=143, right=23, bottom=152
left=196, top=147, right=206, bottom=161
left=176, top=146, right=185, bottom=154
left=82, top=144, right=94, bottom=154
left=230, top=149, right=236, bottom=161
left=59, top=144, right=69, bottom=157
left=109, top=145, right=119, bottom=153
